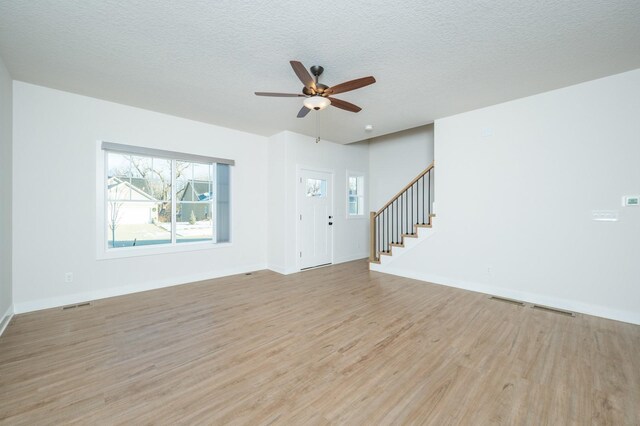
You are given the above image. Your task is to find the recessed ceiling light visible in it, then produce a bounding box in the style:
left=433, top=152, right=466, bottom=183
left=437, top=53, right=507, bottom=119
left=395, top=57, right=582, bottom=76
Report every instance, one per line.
left=365, top=125, right=373, bottom=132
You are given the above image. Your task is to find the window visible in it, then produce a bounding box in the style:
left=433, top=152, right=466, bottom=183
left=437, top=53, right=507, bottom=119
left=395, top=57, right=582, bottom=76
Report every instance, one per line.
left=306, top=178, right=327, bottom=198
left=347, top=172, right=365, bottom=217
left=102, top=142, right=233, bottom=253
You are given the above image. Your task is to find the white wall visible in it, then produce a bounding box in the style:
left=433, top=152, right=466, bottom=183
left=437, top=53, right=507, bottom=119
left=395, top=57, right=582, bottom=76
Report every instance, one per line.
left=266, top=132, right=287, bottom=272
left=0, top=56, right=12, bottom=324
left=12, top=82, right=268, bottom=312
left=381, top=69, right=640, bottom=324
left=368, top=125, right=434, bottom=210
left=267, top=131, right=369, bottom=274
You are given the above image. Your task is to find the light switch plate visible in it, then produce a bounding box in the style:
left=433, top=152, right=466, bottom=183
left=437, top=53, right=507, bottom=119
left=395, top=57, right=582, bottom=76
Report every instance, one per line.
left=592, top=210, right=619, bottom=222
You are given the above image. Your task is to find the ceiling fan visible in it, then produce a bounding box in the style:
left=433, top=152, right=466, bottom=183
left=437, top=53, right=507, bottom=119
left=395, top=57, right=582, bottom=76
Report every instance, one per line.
left=255, top=61, right=376, bottom=118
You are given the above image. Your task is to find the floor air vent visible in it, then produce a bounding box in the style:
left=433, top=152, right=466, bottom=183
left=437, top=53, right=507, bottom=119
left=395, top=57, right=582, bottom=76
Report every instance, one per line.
left=532, top=305, right=575, bottom=317
left=489, top=296, right=525, bottom=307
left=62, top=302, right=91, bottom=310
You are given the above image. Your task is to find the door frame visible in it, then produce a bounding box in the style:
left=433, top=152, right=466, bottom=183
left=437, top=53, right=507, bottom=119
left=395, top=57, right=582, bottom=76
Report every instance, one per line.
left=296, top=165, right=335, bottom=271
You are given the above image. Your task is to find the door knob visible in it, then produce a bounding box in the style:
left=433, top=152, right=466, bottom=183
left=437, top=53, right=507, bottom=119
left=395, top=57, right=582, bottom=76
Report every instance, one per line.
left=329, top=215, right=333, bottom=219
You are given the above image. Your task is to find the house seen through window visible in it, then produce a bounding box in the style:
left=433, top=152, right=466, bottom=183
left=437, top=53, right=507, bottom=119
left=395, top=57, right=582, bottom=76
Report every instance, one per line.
left=105, top=147, right=231, bottom=249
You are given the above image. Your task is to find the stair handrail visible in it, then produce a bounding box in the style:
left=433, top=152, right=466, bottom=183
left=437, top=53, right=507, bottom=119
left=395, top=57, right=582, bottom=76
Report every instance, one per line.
left=370, top=162, right=434, bottom=262
left=374, top=162, right=434, bottom=218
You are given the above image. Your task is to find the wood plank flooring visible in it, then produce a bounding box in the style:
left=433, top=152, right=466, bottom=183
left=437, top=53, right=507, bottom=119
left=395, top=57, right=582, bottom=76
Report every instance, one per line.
left=1, top=260, right=639, bottom=424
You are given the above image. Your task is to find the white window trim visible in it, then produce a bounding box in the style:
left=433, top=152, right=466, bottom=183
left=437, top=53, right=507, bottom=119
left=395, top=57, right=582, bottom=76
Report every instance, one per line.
left=346, top=170, right=366, bottom=219
left=95, top=141, right=233, bottom=260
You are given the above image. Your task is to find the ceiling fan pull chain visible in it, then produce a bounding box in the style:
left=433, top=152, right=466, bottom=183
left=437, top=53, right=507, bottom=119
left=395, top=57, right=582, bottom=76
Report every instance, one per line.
left=315, top=112, right=320, bottom=143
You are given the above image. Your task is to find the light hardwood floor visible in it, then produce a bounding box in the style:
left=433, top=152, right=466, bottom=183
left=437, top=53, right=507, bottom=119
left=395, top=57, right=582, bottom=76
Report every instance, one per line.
left=1, top=260, right=639, bottom=425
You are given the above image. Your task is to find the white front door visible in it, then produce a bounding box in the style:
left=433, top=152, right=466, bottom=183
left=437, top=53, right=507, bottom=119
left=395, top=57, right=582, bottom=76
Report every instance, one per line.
left=298, top=169, right=333, bottom=270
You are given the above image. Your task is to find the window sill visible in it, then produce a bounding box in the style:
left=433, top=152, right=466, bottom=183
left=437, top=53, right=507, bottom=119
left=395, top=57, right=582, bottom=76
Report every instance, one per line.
left=97, top=241, right=232, bottom=260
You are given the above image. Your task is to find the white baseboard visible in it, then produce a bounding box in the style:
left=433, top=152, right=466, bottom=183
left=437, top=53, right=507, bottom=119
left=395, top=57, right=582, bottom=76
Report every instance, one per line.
left=374, top=266, right=640, bottom=326
left=334, top=253, right=369, bottom=264
left=267, top=264, right=287, bottom=275
left=268, top=253, right=368, bottom=276
left=13, top=263, right=267, bottom=314
left=0, top=304, right=14, bottom=338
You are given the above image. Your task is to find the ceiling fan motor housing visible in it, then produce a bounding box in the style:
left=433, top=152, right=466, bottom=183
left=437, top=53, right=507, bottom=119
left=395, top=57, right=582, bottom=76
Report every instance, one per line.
left=310, top=65, right=324, bottom=77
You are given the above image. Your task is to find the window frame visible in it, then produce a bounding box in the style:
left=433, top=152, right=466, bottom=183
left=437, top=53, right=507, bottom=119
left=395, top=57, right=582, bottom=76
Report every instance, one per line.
left=346, top=170, right=366, bottom=219
left=96, top=141, right=233, bottom=260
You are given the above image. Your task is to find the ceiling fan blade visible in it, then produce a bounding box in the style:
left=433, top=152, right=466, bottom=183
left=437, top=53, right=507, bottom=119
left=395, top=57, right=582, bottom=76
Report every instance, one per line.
left=328, top=97, right=361, bottom=113
left=290, top=61, right=316, bottom=91
left=297, top=106, right=311, bottom=118
left=326, top=76, right=376, bottom=95
left=255, top=92, right=305, bottom=97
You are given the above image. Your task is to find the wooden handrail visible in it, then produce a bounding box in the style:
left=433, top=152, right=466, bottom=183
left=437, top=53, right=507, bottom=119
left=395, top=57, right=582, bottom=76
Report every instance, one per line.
left=374, top=162, right=434, bottom=217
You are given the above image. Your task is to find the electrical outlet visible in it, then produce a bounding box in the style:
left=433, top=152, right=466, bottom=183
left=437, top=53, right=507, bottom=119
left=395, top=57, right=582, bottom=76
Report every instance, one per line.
left=623, top=196, right=639, bottom=207
left=64, top=272, right=73, bottom=283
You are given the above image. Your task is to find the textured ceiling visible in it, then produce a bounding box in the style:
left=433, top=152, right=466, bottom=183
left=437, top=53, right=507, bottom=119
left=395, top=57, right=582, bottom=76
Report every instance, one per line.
left=1, top=0, right=639, bottom=144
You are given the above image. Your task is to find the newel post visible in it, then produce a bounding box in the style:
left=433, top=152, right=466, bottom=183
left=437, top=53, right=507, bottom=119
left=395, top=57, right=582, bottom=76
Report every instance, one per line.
left=369, top=211, right=376, bottom=262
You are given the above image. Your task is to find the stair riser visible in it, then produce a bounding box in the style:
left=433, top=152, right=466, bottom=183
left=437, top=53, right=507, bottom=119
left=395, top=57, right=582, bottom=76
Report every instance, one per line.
left=378, top=228, right=435, bottom=265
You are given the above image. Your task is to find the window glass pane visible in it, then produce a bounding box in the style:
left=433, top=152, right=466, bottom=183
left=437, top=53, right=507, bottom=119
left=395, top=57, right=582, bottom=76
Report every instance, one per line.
left=108, top=177, right=130, bottom=201
left=105, top=148, right=231, bottom=251
left=108, top=153, right=172, bottom=202
left=348, top=177, right=357, bottom=195
left=175, top=162, right=214, bottom=244
left=193, top=163, right=212, bottom=202
left=147, top=158, right=172, bottom=201
left=128, top=156, right=152, bottom=178
left=306, top=178, right=326, bottom=197
left=193, top=162, right=211, bottom=181
left=176, top=161, right=213, bottom=202
left=107, top=201, right=171, bottom=247
left=176, top=202, right=213, bottom=243
left=107, top=152, right=132, bottom=178
left=217, top=164, right=231, bottom=243
left=349, top=199, right=358, bottom=215
left=175, top=161, right=192, bottom=200
left=347, top=175, right=364, bottom=216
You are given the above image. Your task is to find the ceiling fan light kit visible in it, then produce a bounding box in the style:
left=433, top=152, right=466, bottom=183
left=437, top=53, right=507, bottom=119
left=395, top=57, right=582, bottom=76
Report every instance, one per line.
left=255, top=60, right=376, bottom=118
left=303, top=96, right=331, bottom=110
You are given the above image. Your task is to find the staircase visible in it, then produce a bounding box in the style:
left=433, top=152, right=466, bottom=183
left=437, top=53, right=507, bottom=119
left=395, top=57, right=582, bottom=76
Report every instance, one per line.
left=369, top=163, right=435, bottom=268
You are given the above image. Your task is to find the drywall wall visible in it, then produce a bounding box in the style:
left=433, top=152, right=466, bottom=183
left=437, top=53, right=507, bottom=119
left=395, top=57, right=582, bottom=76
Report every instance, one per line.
left=12, top=82, right=269, bottom=312
left=0, top=56, right=12, bottom=324
left=266, top=132, right=287, bottom=273
left=380, top=69, right=640, bottom=324
left=267, top=131, right=369, bottom=274
left=369, top=125, right=434, bottom=210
